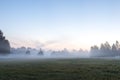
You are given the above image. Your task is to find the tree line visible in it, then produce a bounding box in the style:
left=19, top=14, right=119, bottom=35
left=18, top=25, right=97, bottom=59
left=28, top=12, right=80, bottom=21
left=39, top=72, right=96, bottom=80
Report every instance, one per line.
left=90, top=41, right=120, bottom=57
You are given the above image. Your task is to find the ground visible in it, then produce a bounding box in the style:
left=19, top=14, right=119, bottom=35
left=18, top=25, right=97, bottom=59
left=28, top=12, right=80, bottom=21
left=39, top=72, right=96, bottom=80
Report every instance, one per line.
left=0, top=58, right=120, bottom=80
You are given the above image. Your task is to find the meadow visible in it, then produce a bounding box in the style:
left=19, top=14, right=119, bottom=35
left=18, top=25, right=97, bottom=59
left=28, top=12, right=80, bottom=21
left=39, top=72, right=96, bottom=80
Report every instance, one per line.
left=0, top=58, right=120, bottom=80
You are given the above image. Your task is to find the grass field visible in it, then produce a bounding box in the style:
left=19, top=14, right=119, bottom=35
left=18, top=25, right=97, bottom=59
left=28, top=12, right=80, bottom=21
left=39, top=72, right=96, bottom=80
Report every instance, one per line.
left=0, top=58, right=120, bottom=80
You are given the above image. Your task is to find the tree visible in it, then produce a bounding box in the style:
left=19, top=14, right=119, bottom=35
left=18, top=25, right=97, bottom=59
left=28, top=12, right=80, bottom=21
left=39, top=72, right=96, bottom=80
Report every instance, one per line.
left=90, top=45, right=99, bottom=57
left=115, top=41, right=120, bottom=50
left=38, top=48, right=44, bottom=55
left=104, top=41, right=111, bottom=50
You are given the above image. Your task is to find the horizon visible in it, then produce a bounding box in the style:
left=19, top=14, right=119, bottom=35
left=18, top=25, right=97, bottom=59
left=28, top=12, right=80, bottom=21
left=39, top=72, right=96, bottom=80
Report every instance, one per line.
left=1, top=0, right=120, bottom=50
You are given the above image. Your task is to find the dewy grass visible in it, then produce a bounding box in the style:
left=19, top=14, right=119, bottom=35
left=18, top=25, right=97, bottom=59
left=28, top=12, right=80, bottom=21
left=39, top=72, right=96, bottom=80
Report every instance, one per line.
left=0, top=58, right=120, bottom=80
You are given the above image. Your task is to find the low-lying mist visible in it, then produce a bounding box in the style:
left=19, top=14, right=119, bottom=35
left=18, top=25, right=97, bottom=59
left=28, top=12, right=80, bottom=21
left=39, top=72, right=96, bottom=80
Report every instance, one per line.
left=1, top=41, right=120, bottom=61
left=0, top=48, right=90, bottom=61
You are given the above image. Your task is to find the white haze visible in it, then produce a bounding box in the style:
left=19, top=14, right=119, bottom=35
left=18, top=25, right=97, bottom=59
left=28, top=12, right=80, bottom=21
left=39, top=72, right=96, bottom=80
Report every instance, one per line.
left=1, top=48, right=120, bottom=61
left=0, top=48, right=90, bottom=61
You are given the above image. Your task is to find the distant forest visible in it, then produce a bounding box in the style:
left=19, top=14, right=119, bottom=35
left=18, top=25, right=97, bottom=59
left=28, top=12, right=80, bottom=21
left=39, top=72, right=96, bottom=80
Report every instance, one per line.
left=90, top=41, right=120, bottom=57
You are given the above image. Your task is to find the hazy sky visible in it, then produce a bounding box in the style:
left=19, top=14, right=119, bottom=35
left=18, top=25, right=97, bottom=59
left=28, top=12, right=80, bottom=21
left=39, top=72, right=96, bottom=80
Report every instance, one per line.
left=0, top=0, right=120, bottom=50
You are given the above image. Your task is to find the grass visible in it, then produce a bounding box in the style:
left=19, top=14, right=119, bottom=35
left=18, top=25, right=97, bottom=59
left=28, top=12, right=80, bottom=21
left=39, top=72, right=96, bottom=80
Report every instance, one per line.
left=0, top=58, right=120, bottom=80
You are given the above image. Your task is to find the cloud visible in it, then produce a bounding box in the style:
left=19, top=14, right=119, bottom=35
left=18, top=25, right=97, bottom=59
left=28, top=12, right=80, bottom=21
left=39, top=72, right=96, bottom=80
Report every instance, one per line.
left=9, top=37, right=82, bottom=50
left=9, top=38, right=44, bottom=49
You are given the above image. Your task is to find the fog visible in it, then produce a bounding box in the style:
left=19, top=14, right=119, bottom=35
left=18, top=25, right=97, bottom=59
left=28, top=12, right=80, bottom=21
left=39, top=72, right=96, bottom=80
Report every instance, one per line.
left=1, top=41, right=120, bottom=61
left=0, top=49, right=120, bottom=62
left=0, top=48, right=90, bottom=61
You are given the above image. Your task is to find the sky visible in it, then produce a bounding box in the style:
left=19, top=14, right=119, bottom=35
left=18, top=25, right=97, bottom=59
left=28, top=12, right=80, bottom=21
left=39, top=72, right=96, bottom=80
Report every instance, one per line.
left=0, top=0, right=120, bottom=50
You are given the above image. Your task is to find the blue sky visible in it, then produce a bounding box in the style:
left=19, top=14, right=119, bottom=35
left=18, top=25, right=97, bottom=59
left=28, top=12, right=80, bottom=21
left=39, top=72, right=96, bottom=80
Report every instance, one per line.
left=0, top=0, right=120, bottom=50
